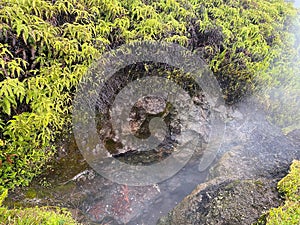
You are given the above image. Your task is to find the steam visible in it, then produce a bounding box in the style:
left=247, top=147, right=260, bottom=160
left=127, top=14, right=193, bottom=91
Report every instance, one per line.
left=295, top=0, right=300, bottom=8
left=253, top=1, right=300, bottom=135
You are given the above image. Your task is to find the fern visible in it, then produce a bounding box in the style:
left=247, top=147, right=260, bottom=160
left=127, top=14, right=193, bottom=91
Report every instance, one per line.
left=0, top=0, right=297, bottom=189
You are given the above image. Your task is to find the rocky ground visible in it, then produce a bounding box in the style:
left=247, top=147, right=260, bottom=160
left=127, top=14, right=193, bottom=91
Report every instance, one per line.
left=5, top=96, right=300, bottom=225
left=157, top=97, right=300, bottom=225
left=157, top=178, right=281, bottom=225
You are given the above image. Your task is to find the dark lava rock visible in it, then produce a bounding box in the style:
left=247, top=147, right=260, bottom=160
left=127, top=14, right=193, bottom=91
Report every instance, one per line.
left=129, top=95, right=168, bottom=138
left=287, top=129, right=300, bottom=146
left=157, top=178, right=281, bottom=225
left=157, top=97, right=300, bottom=225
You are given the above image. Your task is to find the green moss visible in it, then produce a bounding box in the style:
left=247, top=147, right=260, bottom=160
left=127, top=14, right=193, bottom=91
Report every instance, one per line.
left=277, top=160, right=300, bottom=201
left=0, top=188, right=80, bottom=225
left=256, top=160, right=300, bottom=225
left=266, top=161, right=300, bottom=225
left=104, top=138, right=123, bottom=155
left=267, top=201, right=300, bottom=225
left=25, top=188, right=37, bottom=199
left=0, top=207, right=80, bottom=225
left=254, top=180, right=264, bottom=187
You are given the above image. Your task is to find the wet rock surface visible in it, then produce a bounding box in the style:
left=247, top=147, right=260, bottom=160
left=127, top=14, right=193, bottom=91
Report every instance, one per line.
left=157, top=178, right=281, bottom=225
left=6, top=154, right=207, bottom=225
left=129, top=95, right=167, bottom=136
left=6, top=96, right=300, bottom=225
left=157, top=97, right=300, bottom=225
left=91, top=66, right=212, bottom=163
left=287, top=129, right=300, bottom=145
left=95, top=92, right=210, bottom=162
left=6, top=80, right=211, bottom=225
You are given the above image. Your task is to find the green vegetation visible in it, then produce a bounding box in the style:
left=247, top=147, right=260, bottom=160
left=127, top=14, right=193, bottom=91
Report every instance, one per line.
left=266, top=160, right=300, bottom=225
left=263, top=10, right=300, bottom=134
left=0, top=0, right=299, bottom=224
left=0, top=0, right=298, bottom=190
left=256, top=160, right=300, bottom=225
left=0, top=188, right=79, bottom=224
left=267, top=202, right=300, bottom=225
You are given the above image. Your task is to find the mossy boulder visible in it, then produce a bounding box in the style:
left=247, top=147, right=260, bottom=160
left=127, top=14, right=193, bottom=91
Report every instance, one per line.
left=157, top=178, right=281, bottom=225
left=0, top=188, right=80, bottom=225
left=158, top=103, right=300, bottom=225
left=260, top=160, right=300, bottom=225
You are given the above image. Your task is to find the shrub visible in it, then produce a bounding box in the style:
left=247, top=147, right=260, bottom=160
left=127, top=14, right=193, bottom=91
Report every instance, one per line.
left=264, top=14, right=300, bottom=134
left=0, top=0, right=297, bottom=189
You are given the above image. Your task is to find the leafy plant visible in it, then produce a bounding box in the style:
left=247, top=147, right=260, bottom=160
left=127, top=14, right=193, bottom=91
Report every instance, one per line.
left=0, top=0, right=297, bottom=189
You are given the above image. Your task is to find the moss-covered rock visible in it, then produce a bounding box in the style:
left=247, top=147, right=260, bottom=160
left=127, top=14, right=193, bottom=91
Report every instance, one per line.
left=157, top=178, right=281, bottom=225
left=261, top=160, right=300, bottom=225
left=0, top=188, right=80, bottom=225
left=159, top=161, right=300, bottom=225
left=158, top=106, right=300, bottom=225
